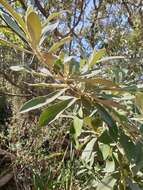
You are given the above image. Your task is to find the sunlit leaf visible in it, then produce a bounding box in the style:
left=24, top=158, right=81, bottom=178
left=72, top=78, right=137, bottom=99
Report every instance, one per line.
left=88, top=48, right=106, bottom=67
left=97, top=56, right=125, bottom=63
left=81, top=138, right=96, bottom=163
left=135, top=92, right=143, bottom=114
left=10, top=65, right=26, bottom=71
left=40, top=51, right=57, bottom=67
left=26, top=8, right=42, bottom=46
left=0, top=0, right=26, bottom=32
left=42, top=21, right=59, bottom=35
left=39, top=98, right=77, bottom=126
left=26, top=83, right=68, bottom=88
left=43, top=10, right=70, bottom=27
left=40, top=21, right=59, bottom=45
left=96, top=175, right=116, bottom=190
left=75, top=77, right=118, bottom=87
left=73, top=107, right=83, bottom=138
left=20, top=89, right=66, bottom=113
left=1, top=12, right=26, bottom=40
left=48, top=36, right=72, bottom=53
left=104, top=158, right=115, bottom=173
left=99, top=144, right=111, bottom=160
left=96, top=104, right=118, bottom=140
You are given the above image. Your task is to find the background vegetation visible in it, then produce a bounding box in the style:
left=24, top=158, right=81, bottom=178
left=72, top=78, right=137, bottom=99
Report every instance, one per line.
left=0, top=0, right=143, bottom=189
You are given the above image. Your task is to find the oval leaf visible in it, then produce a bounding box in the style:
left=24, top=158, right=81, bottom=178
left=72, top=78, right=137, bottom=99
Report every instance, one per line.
left=26, top=9, right=42, bottom=46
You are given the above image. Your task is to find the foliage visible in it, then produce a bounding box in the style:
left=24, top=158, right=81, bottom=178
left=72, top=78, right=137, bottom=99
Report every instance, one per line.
left=0, top=0, right=143, bottom=189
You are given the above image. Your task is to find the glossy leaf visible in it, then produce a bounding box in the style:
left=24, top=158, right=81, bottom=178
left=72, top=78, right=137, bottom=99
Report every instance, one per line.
left=0, top=0, right=26, bottom=32
left=135, top=92, right=143, bottom=114
left=40, top=22, right=59, bottom=45
left=26, top=9, right=42, bottom=46
left=88, top=48, right=106, bottom=67
left=20, top=89, right=66, bottom=113
left=1, top=12, right=26, bottom=41
left=96, top=104, right=118, bottom=140
left=26, top=83, right=68, bottom=88
left=48, top=36, right=72, bottom=53
left=119, top=130, right=136, bottom=162
left=39, top=98, right=77, bottom=126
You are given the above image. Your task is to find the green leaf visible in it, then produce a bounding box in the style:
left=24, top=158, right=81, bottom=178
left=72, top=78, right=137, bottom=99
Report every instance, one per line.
left=43, top=10, right=69, bottom=27
left=48, top=36, right=72, bottom=53
left=46, top=12, right=61, bottom=23
left=26, top=83, right=68, bottom=88
left=96, top=104, right=118, bottom=140
left=20, top=89, right=66, bottom=113
left=127, top=178, right=142, bottom=190
left=10, top=65, right=26, bottom=71
left=1, top=12, right=26, bottom=41
left=104, top=158, right=115, bottom=173
left=73, top=116, right=83, bottom=138
left=75, top=77, right=118, bottom=87
left=73, top=108, right=83, bottom=138
left=99, top=144, right=111, bottom=160
left=81, top=138, right=96, bottom=163
left=96, top=175, right=116, bottom=190
left=40, top=22, right=59, bottom=45
left=88, top=48, right=106, bottom=68
left=139, top=123, right=143, bottom=135
left=98, top=129, right=113, bottom=144
left=42, top=22, right=59, bottom=35
left=0, top=0, right=26, bottom=32
left=39, top=98, right=77, bottom=126
left=97, top=56, right=125, bottom=63
left=119, top=130, right=136, bottom=162
left=71, top=108, right=83, bottom=148
left=26, top=8, right=42, bottom=46
left=135, top=92, right=143, bottom=114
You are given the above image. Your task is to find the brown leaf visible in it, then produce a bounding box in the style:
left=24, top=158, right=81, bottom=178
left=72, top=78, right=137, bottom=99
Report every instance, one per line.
left=40, top=51, right=57, bottom=67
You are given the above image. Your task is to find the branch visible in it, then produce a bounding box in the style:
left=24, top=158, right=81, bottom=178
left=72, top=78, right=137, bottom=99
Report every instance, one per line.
left=122, top=0, right=134, bottom=28
left=0, top=92, right=32, bottom=97
left=17, top=0, right=27, bottom=10
left=34, top=0, right=48, bottom=17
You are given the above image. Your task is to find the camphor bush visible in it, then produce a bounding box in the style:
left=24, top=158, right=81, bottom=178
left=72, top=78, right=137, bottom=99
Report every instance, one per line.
left=0, top=0, right=143, bottom=189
